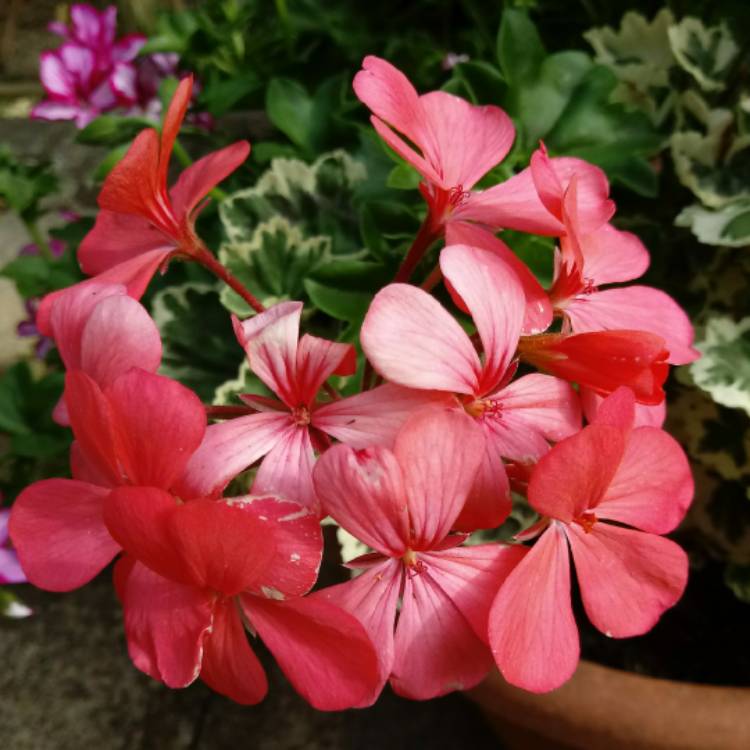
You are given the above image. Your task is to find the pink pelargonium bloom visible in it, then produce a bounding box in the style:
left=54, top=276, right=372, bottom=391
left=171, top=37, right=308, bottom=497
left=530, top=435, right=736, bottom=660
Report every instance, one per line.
left=106, top=492, right=379, bottom=709
left=489, top=387, right=693, bottom=693
left=361, top=244, right=581, bottom=529
left=36, top=76, right=249, bottom=336
left=44, top=281, right=162, bottom=425
left=353, top=56, right=515, bottom=227
left=0, top=509, right=26, bottom=584
left=546, top=171, right=698, bottom=365
left=9, top=368, right=207, bottom=592
left=314, top=409, right=527, bottom=701
left=178, top=301, right=446, bottom=511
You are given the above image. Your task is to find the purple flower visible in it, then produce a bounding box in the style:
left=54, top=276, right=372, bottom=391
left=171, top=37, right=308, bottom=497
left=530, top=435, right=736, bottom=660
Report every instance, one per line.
left=32, top=4, right=145, bottom=127
left=0, top=509, right=25, bottom=585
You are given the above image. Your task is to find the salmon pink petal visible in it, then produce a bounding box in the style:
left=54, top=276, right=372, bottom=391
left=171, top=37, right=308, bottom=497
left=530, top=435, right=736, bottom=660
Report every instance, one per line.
left=454, top=439, right=511, bottom=531
left=102, top=486, right=187, bottom=584
left=528, top=424, right=625, bottom=521
left=295, top=333, right=356, bottom=405
left=597, top=427, right=693, bottom=534
left=419, top=91, right=514, bottom=190
left=489, top=524, right=579, bottom=693
left=565, top=286, right=699, bottom=365
left=362, top=283, right=480, bottom=394
left=313, top=443, right=409, bottom=556
left=483, top=374, right=582, bottom=462
left=395, top=409, right=485, bottom=548
left=370, top=116, right=444, bottom=186
left=582, top=387, right=666, bottom=428
left=98, top=128, right=161, bottom=218
left=446, top=222, right=552, bottom=335
left=70, top=440, right=116, bottom=487
left=106, top=369, right=205, bottom=489
left=252, top=425, right=317, bottom=511
left=233, top=302, right=302, bottom=406
left=566, top=523, right=688, bottom=638
left=158, top=76, right=193, bottom=189
left=319, top=559, right=401, bottom=705
left=419, top=544, right=527, bottom=640
left=169, top=141, right=250, bottom=220
left=64, top=370, right=121, bottom=485
left=587, top=385, right=635, bottom=430
left=79, top=294, right=162, bottom=387
left=579, top=224, right=649, bottom=285
left=48, top=282, right=125, bottom=369
left=391, top=569, right=493, bottom=699
left=200, top=597, right=267, bottom=705
left=241, top=594, right=381, bottom=711
left=176, top=411, right=291, bottom=498
left=226, top=495, right=322, bottom=598
left=440, top=245, right=525, bottom=393
left=313, top=383, right=449, bottom=448
left=78, top=210, right=174, bottom=276
left=9, top=479, right=117, bottom=591
left=165, top=499, right=276, bottom=596
left=117, top=558, right=214, bottom=688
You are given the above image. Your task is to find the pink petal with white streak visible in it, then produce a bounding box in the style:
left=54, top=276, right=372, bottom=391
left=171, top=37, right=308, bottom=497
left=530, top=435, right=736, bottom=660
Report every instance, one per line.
left=391, top=568, right=493, bottom=699
left=440, top=244, right=525, bottom=394
left=313, top=443, right=409, bottom=556
left=362, top=283, right=480, bottom=394
left=395, top=409, right=485, bottom=549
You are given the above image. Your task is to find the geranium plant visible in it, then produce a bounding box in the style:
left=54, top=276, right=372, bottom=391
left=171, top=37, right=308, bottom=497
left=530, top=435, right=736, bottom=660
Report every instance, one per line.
left=4, top=12, right=699, bottom=707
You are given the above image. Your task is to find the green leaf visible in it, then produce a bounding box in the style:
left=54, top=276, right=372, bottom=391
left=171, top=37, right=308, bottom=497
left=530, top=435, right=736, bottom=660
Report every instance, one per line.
left=266, top=78, right=315, bottom=152
left=503, top=231, right=555, bottom=287
left=309, top=254, right=389, bottom=288
left=447, top=60, right=507, bottom=106
left=219, top=216, right=330, bottom=314
left=725, top=563, right=750, bottom=604
left=75, top=115, right=152, bottom=146
left=304, top=279, right=370, bottom=323
left=94, top=143, right=130, bottom=181
left=690, top=316, right=750, bottom=414
left=497, top=9, right=545, bottom=86
left=386, top=163, right=422, bottom=190
left=151, top=282, right=244, bottom=400
left=0, top=255, right=50, bottom=298
left=0, top=365, right=30, bottom=435
left=675, top=201, right=750, bottom=247
left=200, top=72, right=260, bottom=116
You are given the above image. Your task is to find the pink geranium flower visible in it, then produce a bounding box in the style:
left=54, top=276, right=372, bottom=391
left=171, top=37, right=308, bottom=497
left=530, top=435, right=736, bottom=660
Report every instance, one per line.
left=36, top=77, right=249, bottom=336
left=314, top=409, right=526, bottom=701
left=9, top=367, right=378, bottom=707
left=362, top=244, right=581, bottom=528
left=353, top=56, right=515, bottom=229
left=488, top=388, right=693, bottom=693
left=179, top=301, right=445, bottom=510
left=44, top=281, right=162, bottom=424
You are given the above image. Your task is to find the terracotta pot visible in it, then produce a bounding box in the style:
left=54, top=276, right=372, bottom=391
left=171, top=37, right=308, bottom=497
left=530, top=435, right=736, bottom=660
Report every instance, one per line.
left=467, top=660, right=750, bottom=750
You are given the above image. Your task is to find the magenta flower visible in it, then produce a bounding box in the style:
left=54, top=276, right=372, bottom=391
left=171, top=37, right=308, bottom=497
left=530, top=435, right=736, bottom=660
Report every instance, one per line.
left=179, top=300, right=446, bottom=510
left=0, top=509, right=25, bottom=584
left=488, top=388, right=693, bottom=693
left=314, top=409, right=526, bottom=701
left=33, top=5, right=145, bottom=127
left=361, top=244, right=581, bottom=529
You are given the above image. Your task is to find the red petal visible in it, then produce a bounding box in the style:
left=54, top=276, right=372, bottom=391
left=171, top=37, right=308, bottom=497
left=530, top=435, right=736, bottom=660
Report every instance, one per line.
left=117, top=558, right=214, bottom=688
left=200, top=597, right=268, bottom=705
left=9, top=479, right=117, bottom=591
left=242, top=593, right=381, bottom=711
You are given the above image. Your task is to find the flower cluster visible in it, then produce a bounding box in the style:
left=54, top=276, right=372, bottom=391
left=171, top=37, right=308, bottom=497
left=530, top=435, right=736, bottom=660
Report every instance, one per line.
left=32, top=4, right=206, bottom=128
left=10, top=56, right=696, bottom=706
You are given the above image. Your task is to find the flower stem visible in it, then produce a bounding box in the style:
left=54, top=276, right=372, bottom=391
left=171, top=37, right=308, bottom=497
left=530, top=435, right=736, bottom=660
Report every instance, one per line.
left=393, top=212, right=440, bottom=283
left=23, top=219, right=53, bottom=261
left=193, top=246, right=265, bottom=314
left=205, top=404, right=256, bottom=419
left=420, top=263, right=442, bottom=292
